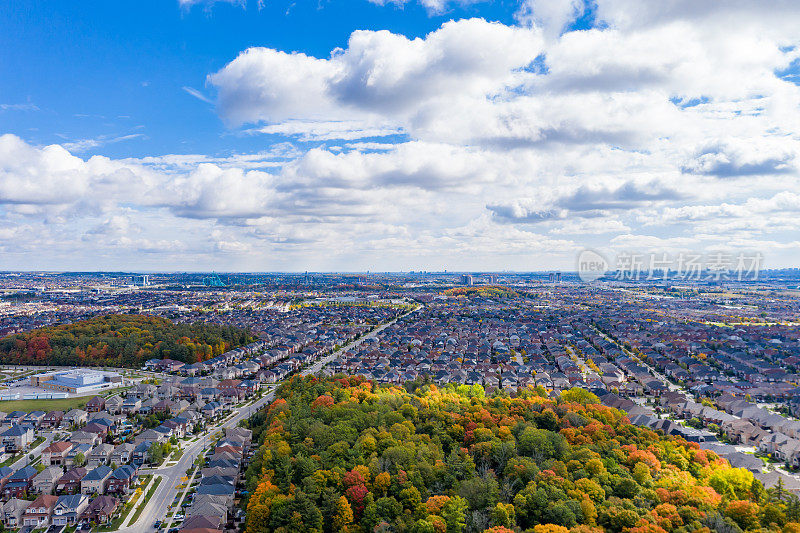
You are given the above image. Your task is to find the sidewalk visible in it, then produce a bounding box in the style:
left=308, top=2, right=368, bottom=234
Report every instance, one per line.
left=164, top=463, right=200, bottom=531
left=121, top=474, right=156, bottom=529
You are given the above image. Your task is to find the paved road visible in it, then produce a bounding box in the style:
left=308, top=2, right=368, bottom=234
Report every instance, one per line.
left=591, top=325, right=684, bottom=393
left=302, top=305, right=421, bottom=376
left=115, top=389, right=276, bottom=533
left=11, top=431, right=56, bottom=470
left=162, top=462, right=200, bottom=532
left=113, top=305, right=420, bottom=532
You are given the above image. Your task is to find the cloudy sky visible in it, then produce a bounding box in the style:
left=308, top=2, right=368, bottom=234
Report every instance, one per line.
left=1, top=0, right=800, bottom=272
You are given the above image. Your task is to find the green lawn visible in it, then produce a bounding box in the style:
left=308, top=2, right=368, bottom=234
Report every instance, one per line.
left=98, top=501, right=134, bottom=532
left=0, top=452, right=23, bottom=467
left=98, top=477, right=151, bottom=531
left=102, top=386, right=131, bottom=397
left=130, top=475, right=162, bottom=525
left=0, top=396, right=89, bottom=412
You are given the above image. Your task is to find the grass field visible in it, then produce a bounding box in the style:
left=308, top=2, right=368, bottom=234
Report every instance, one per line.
left=0, top=396, right=89, bottom=412
left=102, top=385, right=131, bottom=397
left=130, top=475, right=162, bottom=525
left=0, top=452, right=23, bottom=467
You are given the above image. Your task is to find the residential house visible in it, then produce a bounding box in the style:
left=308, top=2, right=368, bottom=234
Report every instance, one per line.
left=722, top=419, right=760, bottom=445
left=86, top=396, right=105, bottom=413
left=104, top=395, right=124, bottom=415
left=4, top=411, right=26, bottom=425
left=776, top=439, right=800, bottom=467
left=199, top=388, right=220, bottom=402
left=65, top=443, right=94, bottom=467
left=218, top=379, right=242, bottom=395
left=759, top=433, right=791, bottom=455
left=89, top=416, right=117, bottom=433
left=81, top=465, right=113, bottom=495
left=138, top=397, right=159, bottom=414
left=23, top=410, right=46, bottom=428
left=162, top=418, right=188, bottom=438
left=63, top=409, right=88, bottom=427
left=22, top=494, right=58, bottom=528
left=83, top=421, right=110, bottom=439
left=1, top=425, right=33, bottom=452
left=128, top=384, right=156, bottom=399
left=153, top=400, right=173, bottom=415
left=153, top=425, right=173, bottom=442
left=157, top=384, right=179, bottom=401
left=81, top=495, right=118, bottom=525
left=109, top=443, right=135, bottom=466
left=121, top=397, right=141, bottom=414
left=106, top=465, right=137, bottom=494
left=186, top=499, right=228, bottom=526
left=201, top=402, right=222, bottom=418
left=0, top=467, right=13, bottom=490
left=51, top=494, right=89, bottom=526
left=2, top=498, right=28, bottom=529
left=3, top=465, right=38, bottom=498
left=41, top=411, right=64, bottom=429
left=42, top=441, right=73, bottom=466
left=87, top=443, right=115, bottom=468
left=182, top=514, right=224, bottom=531
left=172, top=399, right=190, bottom=413
left=55, top=467, right=87, bottom=495
left=70, top=431, right=100, bottom=447
left=195, top=482, right=235, bottom=505
left=131, top=441, right=152, bottom=466
left=33, top=466, right=63, bottom=495
left=134, top=429, right=166, bottom=445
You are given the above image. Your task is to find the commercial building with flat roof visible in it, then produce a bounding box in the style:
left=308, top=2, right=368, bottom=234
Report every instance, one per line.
left=30, top=369, right=122, bottom=394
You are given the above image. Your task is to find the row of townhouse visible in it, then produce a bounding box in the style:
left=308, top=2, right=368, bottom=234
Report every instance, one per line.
left=3, top=492, right=122, bottom=528
left=177, top=427, right=253, bottom=533
left=0, top=336, right=272, bottom=525
left=658, top=391, right=800, bottom=468
left=715, top=395, right=800, bottom=467
left=143, top=340, right=269, bottom=375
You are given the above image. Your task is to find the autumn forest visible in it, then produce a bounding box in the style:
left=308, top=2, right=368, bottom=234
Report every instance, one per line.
left=243, top=375, right=799, bottom=533
left=0, top=314, right=253, bottom=367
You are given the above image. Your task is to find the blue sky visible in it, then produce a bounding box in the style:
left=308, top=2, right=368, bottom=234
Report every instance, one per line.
left=1, top=1, right=800, bottom=272
left=1, top=0, right=517, bottom=158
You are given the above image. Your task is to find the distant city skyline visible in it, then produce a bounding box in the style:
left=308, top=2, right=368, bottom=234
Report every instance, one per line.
left=2, top=1, right=800, bottom=271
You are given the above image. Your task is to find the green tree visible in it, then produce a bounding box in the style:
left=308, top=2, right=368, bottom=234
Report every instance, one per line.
left=441, top=495, right=468, bottom=533
left=148, top=442, right=163, bottom=465
left=560, top=388, right=600, bottom=405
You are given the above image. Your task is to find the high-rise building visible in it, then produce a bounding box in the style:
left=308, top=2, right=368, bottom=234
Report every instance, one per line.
left=132, top=275, right=149, bottom=287
left=461, top=274, right=474, bottom=286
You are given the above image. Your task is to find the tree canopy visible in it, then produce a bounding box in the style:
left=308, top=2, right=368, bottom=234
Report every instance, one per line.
left=242, top=375, right=796, bottom=533
left=0, top=314, right=253, bottom=367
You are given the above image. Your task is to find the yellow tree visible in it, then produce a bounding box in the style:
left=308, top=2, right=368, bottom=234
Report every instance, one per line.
left=333, top=495, right=354, bottom=531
